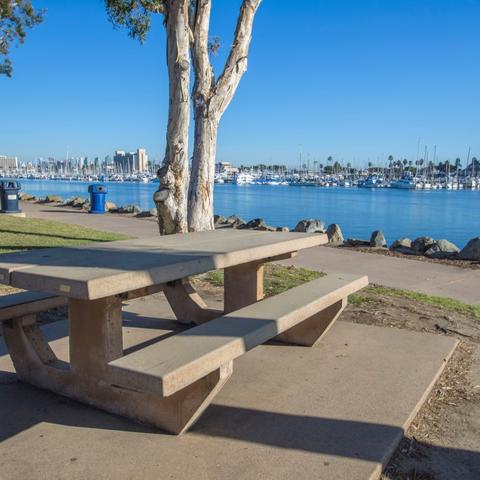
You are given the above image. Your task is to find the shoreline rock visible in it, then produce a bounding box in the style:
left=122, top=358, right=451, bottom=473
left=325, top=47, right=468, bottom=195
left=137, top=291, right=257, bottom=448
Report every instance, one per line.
left=370, top=230, right=387, bottom=248
left=326, top=224, right=344, bottom=244
left=294, top=219, right=325, bottom=233
left=459, top=237, right=480, bottom=261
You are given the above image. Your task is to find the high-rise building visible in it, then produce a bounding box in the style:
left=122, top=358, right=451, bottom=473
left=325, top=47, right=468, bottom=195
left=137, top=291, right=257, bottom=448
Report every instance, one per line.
left=136, top=148, right=148, bottom=172
left=0, top=155, right=18, bottom=171
left=113, top=149, right=148, bottom=173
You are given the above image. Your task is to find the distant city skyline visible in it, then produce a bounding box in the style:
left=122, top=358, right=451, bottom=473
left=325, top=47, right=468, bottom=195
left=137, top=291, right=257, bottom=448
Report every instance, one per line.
left=2, top=0, right=480, bottom=166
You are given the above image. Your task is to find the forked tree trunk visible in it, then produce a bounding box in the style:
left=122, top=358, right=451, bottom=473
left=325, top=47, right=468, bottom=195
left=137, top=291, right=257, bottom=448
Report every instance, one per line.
left=154, top=0, right=191, bottom=235
left=188, top=111, right=218, bottom=231
left=187, top=0, right=261, bottom=232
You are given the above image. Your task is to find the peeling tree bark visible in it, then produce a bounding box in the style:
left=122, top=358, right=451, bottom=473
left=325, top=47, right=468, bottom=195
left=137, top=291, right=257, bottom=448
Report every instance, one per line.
left=153, top=0, right=191, bottom=234
left=188, top=0, right=261, bottom=232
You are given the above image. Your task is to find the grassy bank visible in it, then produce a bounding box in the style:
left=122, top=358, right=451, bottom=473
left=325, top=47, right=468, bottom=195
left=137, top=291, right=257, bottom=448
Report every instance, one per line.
left=204, top=263, right=325, bottom=297
left=350, top=285, right=480, bottom=319
left=202, top=263, right=480, bottom=318
left=0, top=216, right=128, bottom=253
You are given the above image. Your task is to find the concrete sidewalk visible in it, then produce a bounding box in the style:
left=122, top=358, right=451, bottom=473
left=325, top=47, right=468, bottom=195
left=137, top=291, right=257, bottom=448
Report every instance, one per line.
left=282, top=247, right=480, bottom=305
left=20, top=201, right=480, bottom=304
left=0, top=299, right=459, bottom=480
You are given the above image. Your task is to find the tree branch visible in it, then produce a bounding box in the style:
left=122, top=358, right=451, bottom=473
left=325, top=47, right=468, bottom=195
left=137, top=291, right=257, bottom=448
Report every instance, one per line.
left=191, top=0, right=214, bottom=110
left=210, top=0, right=261, bottom=118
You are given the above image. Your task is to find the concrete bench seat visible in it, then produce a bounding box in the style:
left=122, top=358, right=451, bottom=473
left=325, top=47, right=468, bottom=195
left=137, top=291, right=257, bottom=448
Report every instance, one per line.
left=0, top=291, right=66, bottom=323
left=108, top=273, right=368, bottom=398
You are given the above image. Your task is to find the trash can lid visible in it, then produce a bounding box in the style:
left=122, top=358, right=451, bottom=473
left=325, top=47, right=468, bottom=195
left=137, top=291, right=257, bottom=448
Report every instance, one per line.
left=88, top=184, right=107, bottom=193
left=0, top=180, right=21, bottom=189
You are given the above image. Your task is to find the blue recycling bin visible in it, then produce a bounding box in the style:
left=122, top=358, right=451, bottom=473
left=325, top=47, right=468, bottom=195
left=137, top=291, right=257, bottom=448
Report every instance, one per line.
left=88, top=184, right=107, bottom=214
left=0, top=180, right=21, bottom=213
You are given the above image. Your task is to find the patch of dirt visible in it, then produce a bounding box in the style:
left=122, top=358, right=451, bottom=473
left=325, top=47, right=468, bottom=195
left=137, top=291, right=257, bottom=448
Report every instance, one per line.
left=343, top=292, right=480, bottom=343
left=343, top=290, right=480, bottom=479
left=333, top=245, right=480, bottom=270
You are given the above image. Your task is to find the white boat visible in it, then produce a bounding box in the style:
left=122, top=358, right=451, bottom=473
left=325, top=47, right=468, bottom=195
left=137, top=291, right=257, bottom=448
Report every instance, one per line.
left=234, top=173, right=254, bottom=185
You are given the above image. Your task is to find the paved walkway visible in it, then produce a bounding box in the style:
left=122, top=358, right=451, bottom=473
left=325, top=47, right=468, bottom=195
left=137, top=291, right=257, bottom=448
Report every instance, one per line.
left=20, top=201, right=480, bottom=304
left=281, top=247, right=480, bottom=305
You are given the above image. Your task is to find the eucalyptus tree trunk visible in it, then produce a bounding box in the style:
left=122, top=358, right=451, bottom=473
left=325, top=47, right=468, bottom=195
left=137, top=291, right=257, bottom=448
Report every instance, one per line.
left=188, top=0, right=261, bottom=232
left=153, top=0, right=191, bottom=234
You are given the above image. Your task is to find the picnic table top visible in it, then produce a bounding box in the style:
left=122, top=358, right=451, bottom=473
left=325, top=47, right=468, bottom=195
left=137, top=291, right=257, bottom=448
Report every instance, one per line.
left=0, top=229, right=327, bottom=300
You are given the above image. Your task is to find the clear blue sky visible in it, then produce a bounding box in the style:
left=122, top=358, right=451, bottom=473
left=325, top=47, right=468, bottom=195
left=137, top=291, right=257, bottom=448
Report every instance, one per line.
left=2, top=0, right=480, bottom=167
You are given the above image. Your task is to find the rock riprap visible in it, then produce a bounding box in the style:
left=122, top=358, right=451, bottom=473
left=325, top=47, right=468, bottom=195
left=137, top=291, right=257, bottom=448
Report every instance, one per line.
left=326, top=224, right=344, bottom=244
left=411, top=236, right=436, bottom=254
left=370, top=230, right=387, bottom=248
left=459, top=237, right=480, bottom=261
left=424, top=239, right=460, bottom=259
left=294, top=219, right=325, bottom=233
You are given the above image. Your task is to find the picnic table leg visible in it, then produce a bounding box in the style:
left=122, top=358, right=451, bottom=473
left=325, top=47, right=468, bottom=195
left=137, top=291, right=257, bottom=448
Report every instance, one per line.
left=69, top=296, right=124, bottom=376
left=2, top=314, right=69, bottom=391
left=274, top=299, right=347, bottom=347
left=224, top=261, right=265, bottom=313
left=163, top=279, right=223, bottom=325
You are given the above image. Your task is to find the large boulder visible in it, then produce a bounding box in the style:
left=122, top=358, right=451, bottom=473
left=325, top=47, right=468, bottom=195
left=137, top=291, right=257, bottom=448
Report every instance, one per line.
left=425, top=239, right=460, bottom=259
left=19, top=192, right=35, bottom=201
left=214, top=214, right=227, bottom=226
left=226, top=215, right=244, bottom=225
left=105, top=201, right=117, bottom=212
left=294, top=219, right=325, bottom=233
left=390, top=238, right=412, bottom=250
left=45, top=195, right=63, bottom=203
left=136, top=210, right=155, bottom=218
left=244, top=218, right=266, bottom=229
left=326, top=224, right=344, bottom=244
left=69, top=196, right=86, bottom=208
left=117, top=204, right=142, bottom=215
left=459, top=237, right=480, bottom=260
left=411, top=236, right=436, bottom=254
left=370, top=230, right=387, bottom=248
left=276, top=226, right=290, bottom=232
left=230, top=217, right=246, bottom=229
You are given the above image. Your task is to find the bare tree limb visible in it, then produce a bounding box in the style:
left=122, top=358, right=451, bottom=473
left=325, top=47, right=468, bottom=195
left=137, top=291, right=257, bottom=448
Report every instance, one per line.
left=191, top=0, right=214, bottom=108
left=210, top=0, right=261, bottom=118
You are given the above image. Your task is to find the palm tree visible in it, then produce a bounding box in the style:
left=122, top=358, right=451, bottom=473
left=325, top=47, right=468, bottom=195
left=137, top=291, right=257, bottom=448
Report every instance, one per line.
left=455, top=158, right=462, bottom=175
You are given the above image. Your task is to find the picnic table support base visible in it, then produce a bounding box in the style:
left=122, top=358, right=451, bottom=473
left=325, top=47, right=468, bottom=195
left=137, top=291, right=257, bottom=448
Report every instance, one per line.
left=2, top=314, right=69, bottom=391
left=274, top=299, right=347, bottom=347
left=163, top=279, right=223, bottom=325
left=2, top=300, right=233, bottom=435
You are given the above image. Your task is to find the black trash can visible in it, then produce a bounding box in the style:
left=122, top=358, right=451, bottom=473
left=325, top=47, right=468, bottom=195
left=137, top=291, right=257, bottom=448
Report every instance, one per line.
left=0, top=180, right=21, bottom=213
left=88, top=184, right=107, bottom=214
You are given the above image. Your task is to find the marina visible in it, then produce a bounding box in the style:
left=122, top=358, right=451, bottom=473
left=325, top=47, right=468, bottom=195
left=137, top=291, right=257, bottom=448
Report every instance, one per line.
left=15, top=178, right=480, bottom=248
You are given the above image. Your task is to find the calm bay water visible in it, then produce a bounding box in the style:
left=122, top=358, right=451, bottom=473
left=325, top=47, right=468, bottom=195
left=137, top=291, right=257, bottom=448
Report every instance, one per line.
left=18, top=179, right=480, bottom=248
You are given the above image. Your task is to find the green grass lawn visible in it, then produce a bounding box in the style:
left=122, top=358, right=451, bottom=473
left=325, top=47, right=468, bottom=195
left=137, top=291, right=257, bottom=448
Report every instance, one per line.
left=204, top=264, right=480, bottom=318
left=0, top=216, right=128, bottom=253
left=350, top=285, right=480, bottom=319
left=205, top=263, right=324, bottom=297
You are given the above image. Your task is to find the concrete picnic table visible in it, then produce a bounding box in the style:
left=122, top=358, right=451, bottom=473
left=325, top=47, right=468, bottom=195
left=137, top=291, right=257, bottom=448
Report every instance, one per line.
left=1, top=229, right=365, bottom=434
